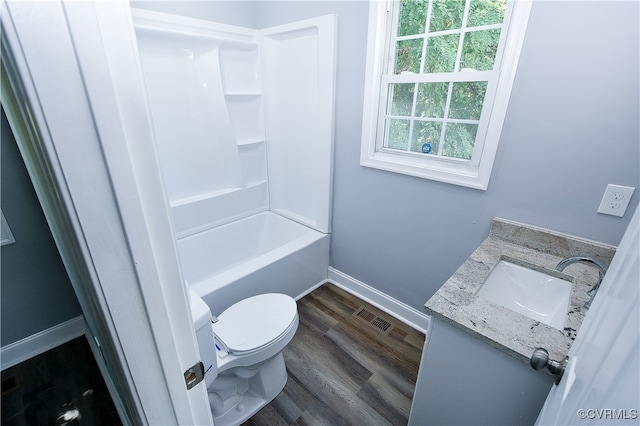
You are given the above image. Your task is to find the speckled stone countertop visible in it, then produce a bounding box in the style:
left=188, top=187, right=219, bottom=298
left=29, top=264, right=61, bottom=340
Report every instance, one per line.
left=424, top=217, right=616, bottom=367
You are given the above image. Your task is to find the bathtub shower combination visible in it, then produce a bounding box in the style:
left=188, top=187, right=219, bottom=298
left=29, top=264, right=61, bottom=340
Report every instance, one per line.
left=134, top=9, right=336, bottom=309
left=133, top=9, right=336, bottom=425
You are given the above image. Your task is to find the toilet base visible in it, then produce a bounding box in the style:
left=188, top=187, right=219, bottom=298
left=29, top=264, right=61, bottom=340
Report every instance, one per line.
left=208, top=353, right=288, bottom=426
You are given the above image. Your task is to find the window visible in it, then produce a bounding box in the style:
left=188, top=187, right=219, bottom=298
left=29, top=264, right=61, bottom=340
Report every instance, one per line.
left=360, top=0, right=532, bottom=190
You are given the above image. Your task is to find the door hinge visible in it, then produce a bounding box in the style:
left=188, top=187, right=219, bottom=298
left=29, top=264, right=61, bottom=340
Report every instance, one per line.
left=184, top=361, right=205, bottom=390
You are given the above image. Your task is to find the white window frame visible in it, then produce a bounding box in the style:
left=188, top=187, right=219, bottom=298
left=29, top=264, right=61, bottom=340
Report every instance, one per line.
left=360, top=0, right=532, bottom=190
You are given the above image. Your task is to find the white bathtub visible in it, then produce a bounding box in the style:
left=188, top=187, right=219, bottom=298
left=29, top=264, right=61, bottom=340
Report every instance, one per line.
left=177, top=212, right=329, bottom=315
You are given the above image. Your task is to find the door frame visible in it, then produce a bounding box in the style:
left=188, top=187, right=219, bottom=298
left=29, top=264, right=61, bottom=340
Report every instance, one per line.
left=1, top=1, right=211, bottom=424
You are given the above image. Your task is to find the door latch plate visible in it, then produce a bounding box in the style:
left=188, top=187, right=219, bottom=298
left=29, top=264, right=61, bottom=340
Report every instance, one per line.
left=184, top=361, right=205, bottom=390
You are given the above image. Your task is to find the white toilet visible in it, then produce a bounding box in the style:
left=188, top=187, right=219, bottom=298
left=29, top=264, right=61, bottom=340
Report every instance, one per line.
left=189, top=289, right=299, bottom=426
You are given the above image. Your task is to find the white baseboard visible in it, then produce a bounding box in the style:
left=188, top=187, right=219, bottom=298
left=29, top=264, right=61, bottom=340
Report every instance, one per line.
left=1, top=316, right=87, bottom=370
left=327, top=267, right=431, bottom=334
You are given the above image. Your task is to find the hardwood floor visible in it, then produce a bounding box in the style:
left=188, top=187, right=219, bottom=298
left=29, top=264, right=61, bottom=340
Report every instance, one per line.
left=243, top=283, right=425, bottom=426
left=1, top=337, right=121, bottom=425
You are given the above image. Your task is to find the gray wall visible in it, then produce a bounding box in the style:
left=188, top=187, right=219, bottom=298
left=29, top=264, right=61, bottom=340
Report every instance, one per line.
left=1, top=109, right=82, bottom=347
left=130, top=1, right=640, bottom=311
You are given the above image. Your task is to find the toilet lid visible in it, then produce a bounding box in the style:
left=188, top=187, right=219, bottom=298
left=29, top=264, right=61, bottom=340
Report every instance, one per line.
left=212, top=293, right=297, bottom=353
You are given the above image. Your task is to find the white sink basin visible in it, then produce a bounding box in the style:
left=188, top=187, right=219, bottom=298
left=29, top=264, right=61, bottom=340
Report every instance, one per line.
left=477, top=260, right=573, bottom=330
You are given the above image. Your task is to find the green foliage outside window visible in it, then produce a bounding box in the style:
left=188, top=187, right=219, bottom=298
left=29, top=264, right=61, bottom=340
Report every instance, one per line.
left=398, top=0, right=428, bottom=36
left=387, top=0, right=506, bottom=160
left=468, top=0, right=506, bottom=27
left=430, top=0, right=464, bottom=33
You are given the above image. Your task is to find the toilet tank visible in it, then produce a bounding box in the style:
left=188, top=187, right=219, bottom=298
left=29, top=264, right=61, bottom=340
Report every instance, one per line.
left=188, top=288, right=218, bottom=387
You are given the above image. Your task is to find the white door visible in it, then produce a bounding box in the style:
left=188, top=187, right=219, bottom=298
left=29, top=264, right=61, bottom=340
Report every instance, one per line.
left=536, top=207, right=639, bottom=425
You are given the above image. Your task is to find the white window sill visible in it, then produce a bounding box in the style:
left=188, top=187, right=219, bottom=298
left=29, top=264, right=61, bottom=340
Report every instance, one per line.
left=360, top=150, right=490, bottom=190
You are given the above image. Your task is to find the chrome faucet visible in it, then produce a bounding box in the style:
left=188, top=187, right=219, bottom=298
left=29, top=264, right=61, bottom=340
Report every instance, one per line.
left=556, top=256, right=608, bottom=309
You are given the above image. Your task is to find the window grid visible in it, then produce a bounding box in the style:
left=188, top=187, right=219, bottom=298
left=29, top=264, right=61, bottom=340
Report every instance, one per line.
left=438, top=82, right=455, bottom=156
left=396, top=25, right=504, bottom=46
left=419, top=0, right=434, bottom=75
left=360, top=0, right=532, bottom=190
left=451, top=0, right=471, bottom=74
left=385, top=85, right=483, bottom=158
left=383, top=0, right=506, bottom=161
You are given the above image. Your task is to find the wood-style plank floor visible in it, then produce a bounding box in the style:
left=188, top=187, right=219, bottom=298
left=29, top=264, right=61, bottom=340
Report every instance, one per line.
left=243, top=283, right=425, bottom=426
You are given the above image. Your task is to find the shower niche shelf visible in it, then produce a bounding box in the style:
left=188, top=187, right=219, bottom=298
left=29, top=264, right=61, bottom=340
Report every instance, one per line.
left=238, top=142, right=267, bottom=188
left=219, top=46, right=260, bottom=94
left=224, top=92, right=262, bottom=97
left=236, top=138, right=265, bottom=147
left=169, top=181, right=268, bottom=238
left=226, top=95, right=264, bottom=144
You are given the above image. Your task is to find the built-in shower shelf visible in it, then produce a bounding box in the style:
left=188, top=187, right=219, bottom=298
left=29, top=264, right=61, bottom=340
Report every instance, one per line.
left=237, top=138, right=265, bottom=147
left=226, top=95, right=264, bottom=142
left=224, top=92, right=262, bottom=97
left=170, top=181, right=268, bottom=238
left=170, top=180, right=268, bottom=208
left=170, top=187, right=243, bottom=208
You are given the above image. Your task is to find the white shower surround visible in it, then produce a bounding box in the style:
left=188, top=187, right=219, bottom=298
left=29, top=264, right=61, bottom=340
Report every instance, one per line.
left=133, top=9, right=336, bottom=311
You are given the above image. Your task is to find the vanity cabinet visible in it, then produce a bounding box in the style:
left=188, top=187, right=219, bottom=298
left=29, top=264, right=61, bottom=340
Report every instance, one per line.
left=409, top=317, right=553, bottom=425
left=409, top=218, right=616, bottom=425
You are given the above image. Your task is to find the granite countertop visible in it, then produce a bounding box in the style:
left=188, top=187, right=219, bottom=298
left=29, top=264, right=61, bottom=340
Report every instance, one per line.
left=424, top=217, right=616, bottom=367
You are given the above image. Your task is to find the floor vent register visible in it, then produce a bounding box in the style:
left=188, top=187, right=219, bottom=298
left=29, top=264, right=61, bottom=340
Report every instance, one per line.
left=353, top=307, right=393, bottom=333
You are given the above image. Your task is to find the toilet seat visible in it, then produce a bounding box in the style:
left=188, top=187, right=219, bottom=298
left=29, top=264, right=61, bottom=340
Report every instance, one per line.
left=212, top=293, right=297, bottom=354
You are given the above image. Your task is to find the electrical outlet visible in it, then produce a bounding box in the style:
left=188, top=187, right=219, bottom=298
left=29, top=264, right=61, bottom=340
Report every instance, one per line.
left=597, top=184, right=635, bottom=217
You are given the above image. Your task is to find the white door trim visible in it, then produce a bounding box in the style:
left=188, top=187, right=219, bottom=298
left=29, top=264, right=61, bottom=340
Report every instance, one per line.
left=1, top=1, right=211, bottom=424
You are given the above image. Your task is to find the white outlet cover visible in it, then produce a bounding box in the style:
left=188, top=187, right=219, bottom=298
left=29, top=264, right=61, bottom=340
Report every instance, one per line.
left=597, top=184, right=636, bottom=217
